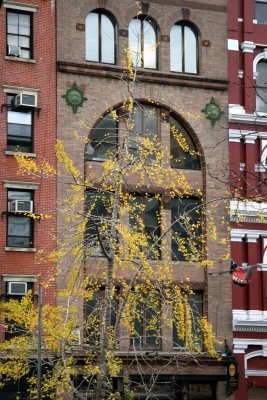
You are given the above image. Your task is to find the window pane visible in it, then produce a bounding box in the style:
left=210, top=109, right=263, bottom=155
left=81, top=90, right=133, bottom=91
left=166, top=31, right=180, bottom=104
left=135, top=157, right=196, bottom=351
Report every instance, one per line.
left=170, top=25, right=182, bottom=72
left=101, top=14, right=115, bottom=64
left=21, top=49, right=30, bottom=59
left=86, top=12, right=99, bottom=62
left=86, top=113, right=117, bottom=161
left=129, top=19, right=142, bottom=67
left=143, top=20, right=156, bottom=69
left=7, top=13, right=18, bottom=34
left=8, top=124, right=32, bottom=138
left=7, top=34, right=19, bottom=46
left=145, top=197, right=160, bottom=251
left=19, top=36, right=30, bottom=48
left=8, top=216, right=30, bottom=236
left=256, top=87, right=267, bottom=112
left=256, top=60, right=267, bottom=86
left=8, top=191, right=31, bottom=201
left=8, top=111, right=32, bottom=125
left=18, top=14, right=30, bottom=36
left=184, top=26, right=197, bottom=74
left=256, top=1, right=267, bottom=24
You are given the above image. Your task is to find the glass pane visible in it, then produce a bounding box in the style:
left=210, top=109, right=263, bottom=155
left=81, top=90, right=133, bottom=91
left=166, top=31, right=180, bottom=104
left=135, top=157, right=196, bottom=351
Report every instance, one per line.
left=8, top=216, right=30, bottom=236
left=8, top=111, right=32, bottom=125
left=184, top=26, right=197, bottom=74
left=21, top=49, right=30, bottom=59
left=86, top=113, right=117, bottom=161
left=8, top=191, right=31, bottom=201
left=145, top=197, right=160, bottom=250
left=256, top=87, right=267, bottom=112
left=7, top=12, right=18, bottom=34
left=256, top=1, right=267, bottom=24
left=18, top=14, right=30, bottom=36
left=86, top=12, right=99, bottom=62
left=19, top=36, right=30, bottom=48
left=170, top=24, right=182, bottom=72
left=101, top=14, right=115, bottom=64
left=8, top=123, right=32, bottom=138
left=7, top=34, right=19, bottom=46
left=129, top=19, right=142, bottom=67
left=130, top=107, right=143, bottom=152
left=170, top=116, right=200, bottom=169
left=256, top=60, right=267, bottom=86
left=143, top=20, right=156, bottom=69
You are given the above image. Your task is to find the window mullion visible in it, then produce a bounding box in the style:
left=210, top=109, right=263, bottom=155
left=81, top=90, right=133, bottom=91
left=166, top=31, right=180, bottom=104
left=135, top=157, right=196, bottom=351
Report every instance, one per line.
left=99, top=13, right=102, bottom=63
left=182, top=25, right=185, bottom=73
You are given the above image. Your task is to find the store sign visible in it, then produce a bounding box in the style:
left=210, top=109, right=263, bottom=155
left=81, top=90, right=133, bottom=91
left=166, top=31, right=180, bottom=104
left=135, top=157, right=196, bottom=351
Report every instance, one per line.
left=226, top=358, right=239, bottom=396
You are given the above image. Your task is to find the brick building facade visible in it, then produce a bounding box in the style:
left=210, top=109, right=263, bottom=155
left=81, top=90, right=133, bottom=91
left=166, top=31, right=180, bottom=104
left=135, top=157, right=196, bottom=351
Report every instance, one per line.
left=228, top=1, right=267, bottom=399
left=0, top=0, right=57, bottom=339
left=57, top=1, right=232, bottom=399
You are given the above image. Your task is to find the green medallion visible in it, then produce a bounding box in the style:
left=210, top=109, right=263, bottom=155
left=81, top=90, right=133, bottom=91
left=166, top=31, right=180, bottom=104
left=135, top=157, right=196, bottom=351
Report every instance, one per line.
left=62, top=82, right=87, bottom=113
left=201, top=97, right=224, bottom=127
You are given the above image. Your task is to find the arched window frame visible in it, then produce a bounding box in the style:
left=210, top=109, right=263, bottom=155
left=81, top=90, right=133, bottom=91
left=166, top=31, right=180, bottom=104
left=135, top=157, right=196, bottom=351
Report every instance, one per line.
left=170, top=21, right=199, bottom=74
left=85, top=9, right=117, bottom=64
left=128, top=15, right=158, bottom=69
left=253, top=49, right=267, bottom=113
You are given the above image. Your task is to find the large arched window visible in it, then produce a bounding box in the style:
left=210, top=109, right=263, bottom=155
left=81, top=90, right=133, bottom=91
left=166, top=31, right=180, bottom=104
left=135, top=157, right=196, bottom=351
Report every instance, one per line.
left=85, top=10, right=116, bottom=64
left=170, top=22, right=198, bottom=74
left=129, top=16, right=157, bottom=69
left=256, top=60, right=267, bottom=112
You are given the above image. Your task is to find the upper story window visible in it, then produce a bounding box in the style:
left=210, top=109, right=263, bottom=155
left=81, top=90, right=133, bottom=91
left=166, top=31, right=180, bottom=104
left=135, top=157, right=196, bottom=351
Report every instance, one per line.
left=129, top=16, right=158, bottom=69
left=7, top=10, right=32, bottom=59
left=7, top=190, right=34, bottom=248
left=85, top=10, right=116, bottom=64
left=256, top=60, right=267, bottom=112
left=256, top=1, right=267, bottom=25
left=170, top=22, right=198, bottom=74
left=7, top=94, right=33, bottom=153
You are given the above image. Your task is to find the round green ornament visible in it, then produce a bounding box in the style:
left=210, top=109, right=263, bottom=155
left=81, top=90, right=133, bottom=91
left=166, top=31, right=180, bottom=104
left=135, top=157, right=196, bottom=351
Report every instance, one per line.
left=62, top=82, right=87, bottom=114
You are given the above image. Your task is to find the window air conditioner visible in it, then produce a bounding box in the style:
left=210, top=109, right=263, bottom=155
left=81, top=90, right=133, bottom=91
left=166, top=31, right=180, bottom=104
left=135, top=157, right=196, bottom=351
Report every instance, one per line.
left=10, top=200, right=33, bottom=213
left=8, top=45, right=21, bottom=57
left=14, top=93, right=37, bottom=108
left=7, top=281, right=27, bottom=296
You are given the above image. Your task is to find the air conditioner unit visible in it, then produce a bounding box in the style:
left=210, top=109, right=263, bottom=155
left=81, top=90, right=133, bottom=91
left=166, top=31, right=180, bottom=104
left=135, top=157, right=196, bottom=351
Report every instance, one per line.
left=7, top=281, right=27, bottom=296
left=14, top=93, right=37, bottom=108
left=10, top=200, right=33, bottom=213
left=8, top=45, right=21, bottom=57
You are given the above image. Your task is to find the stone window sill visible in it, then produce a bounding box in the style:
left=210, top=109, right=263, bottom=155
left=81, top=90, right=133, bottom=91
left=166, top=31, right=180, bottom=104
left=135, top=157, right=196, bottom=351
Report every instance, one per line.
left=5, top=56, right=36, bottom=63
left=5, top=150, right=36, bottom=157
left=5, top=247, right=36, bottom=252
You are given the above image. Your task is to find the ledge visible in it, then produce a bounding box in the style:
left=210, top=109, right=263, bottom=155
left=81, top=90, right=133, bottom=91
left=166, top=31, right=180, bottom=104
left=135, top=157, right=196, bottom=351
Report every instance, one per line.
left=57, top=61, right=228, bottom=91
left=233, top=321, right=267, bottom=332
left=2, top=274, right=38, bottom=282
left=5, top=247, right=36, bottom=252
left=3, top=180, right=40, bottom=190
left=5, top=150, right=36, bottom=158
left=5, top=56, right=36, bottom=64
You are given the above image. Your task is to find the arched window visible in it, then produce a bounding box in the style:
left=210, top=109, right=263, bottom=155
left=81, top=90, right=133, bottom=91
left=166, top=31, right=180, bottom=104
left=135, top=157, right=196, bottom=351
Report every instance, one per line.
left=256, top=60, right=267, bottom=112
left=129, top=16, right=157, bottom=69
left=170, top=116, right=200, bottom=169
left=170, top=22, right=198, bottom=74
left=85, top=10, right=116, bottom=64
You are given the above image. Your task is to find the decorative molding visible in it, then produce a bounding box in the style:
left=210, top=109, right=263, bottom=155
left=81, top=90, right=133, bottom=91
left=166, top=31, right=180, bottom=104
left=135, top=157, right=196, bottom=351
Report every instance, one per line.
left=238, top=70, right=244, bottom=78
left=230, top=200, right=267, bottom=222
left=228, top=39, right=239, bottom=51
left=238, top=18, right=244, bottom=22
left=3, top=1, right=38, bottom=12
left=2, top=85, right=39, bottom=94
left=231, top=228, right=267, bottom=241
left=240, top=41, right=256, bottom=53
left=233, top=338, right=267, bottom=354
left=229, top=129, right=267, bottom=142
left=2, top=274, right=38, bottom=282
left=240, top=163, right=245, bottom=172
left=3, top=180, right=40, bottom=190
left=246, top=369, right=267, bottom=376
left=253, top=48, right=267, bottom=79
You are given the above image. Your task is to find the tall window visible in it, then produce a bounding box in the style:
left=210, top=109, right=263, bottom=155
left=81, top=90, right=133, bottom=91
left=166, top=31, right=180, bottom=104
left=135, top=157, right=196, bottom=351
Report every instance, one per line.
left=86, top=112, right=118, bottom=161
left=130, top=291, right=161, bottom=350
left=7, top=94, right=33, bottom=153
left=7, top=10, right=32, bottom=59
left=170, top=115, right=200, bottom=169
left=7, top=190, right=33, bottom=248
left=171, top=198, right=201, bottom=261
left=256, top=60, right=267, bottom=112
left=85, top=10, right=116, bottom=64
left=129, top=16, right=157, bottom=69
left=129, top=194, right=161, bottom=259
left=170, top=22, right=198, bottom=74
left=256, top=1, right=267, bottom=24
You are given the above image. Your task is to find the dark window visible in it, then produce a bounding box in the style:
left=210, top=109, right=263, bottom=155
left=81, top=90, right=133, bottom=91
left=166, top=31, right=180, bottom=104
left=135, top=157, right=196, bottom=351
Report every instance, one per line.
left=171, top=198, right=201, bottom=261
left=7, top=11, right=32, bottom=59
left=256, top=60, right=267, bottom=112
left=170, top=22, right=198, bottom=74
left=170, top=115, right=200, bottom=169
left=256, top=1, right=267, bottom=24
left=85, top=10, right=116, bottom=64
left=129, top=16, right=158, bottom=69
left=129, top=105, right=159, bottom=162
left=85, top=191, right=113, bottom=256
left=7, top=94, right=33, bottom=153
left=7, top=190, right=33, bottom=248
left=86, top=113, right=118, bottom=161
left=130, top=291, right=161, bottom=350
left=129, top=194, right=161, bottom=259
left=173, top=292, right=203, bottom=350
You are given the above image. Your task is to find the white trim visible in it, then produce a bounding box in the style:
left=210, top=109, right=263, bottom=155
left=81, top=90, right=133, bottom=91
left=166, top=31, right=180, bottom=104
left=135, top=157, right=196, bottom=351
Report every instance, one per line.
left=231, top=228, right=267, bottom=241
left=238, top=70, right=244, bottom=78
left=253, top=49, right=267, bottom=79
left=5, top=247, right=36, bottom=252
left=245, top=350, right=267, bottom=377
left=240, top=41, right=256, bottom=53
left=257, top=264, right=267, bottom=271
left=246, top=369, right=267, bottom=376
left=2, top=274, right=38, bottom=282
left=253, top=19, right=258, bottom=24
left=228, top=39, right=239, bottom=51
left=3, top=180, right=39, bottom=190
left=2, top=85, right=39, bottom=94
left=233, top=338, right=267, bottom=354
left=3, top=1, right=38, bottom=12
left=240, top=163, right=245, bottom=171
left=230, top=200, right=267, bottom=221
left=238, top=18, right=244, bottom=22
left=229, top=112, right=267, bottom=124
